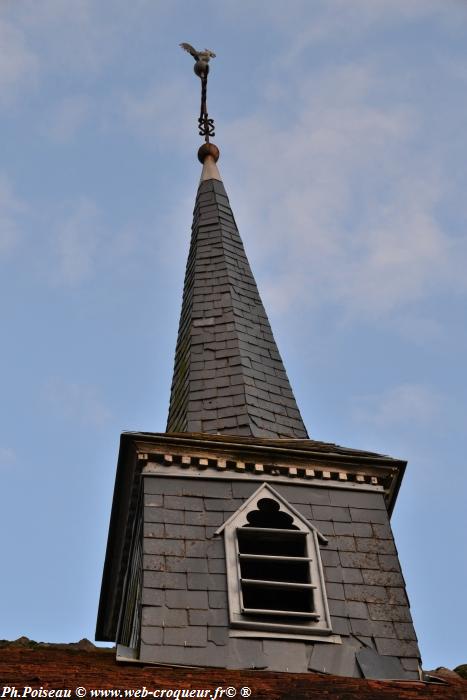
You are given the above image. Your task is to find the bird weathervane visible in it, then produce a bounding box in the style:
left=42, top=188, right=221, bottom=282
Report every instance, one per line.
left=180, top=42, right=216, bottom=142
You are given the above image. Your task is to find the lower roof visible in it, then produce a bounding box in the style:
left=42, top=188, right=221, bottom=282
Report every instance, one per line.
left=1, top=641, right=465, bottom=699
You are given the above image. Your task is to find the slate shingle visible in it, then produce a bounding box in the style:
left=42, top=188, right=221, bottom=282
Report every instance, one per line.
left=167, top=177, right=308, bottom=438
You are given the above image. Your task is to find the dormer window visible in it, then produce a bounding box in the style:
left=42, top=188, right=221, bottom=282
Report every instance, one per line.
left=217, top=484, right=332, bottom=637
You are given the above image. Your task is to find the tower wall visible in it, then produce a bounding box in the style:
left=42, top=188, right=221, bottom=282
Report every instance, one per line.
left=138, top=473, right=420, bottom=677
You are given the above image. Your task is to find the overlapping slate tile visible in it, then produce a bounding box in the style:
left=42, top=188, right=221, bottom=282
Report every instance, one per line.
left=167, top=177, right=308, bottom=438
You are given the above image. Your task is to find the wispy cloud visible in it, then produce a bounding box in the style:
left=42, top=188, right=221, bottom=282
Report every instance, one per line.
left=0, top=18, right=38, bottom=105
left=13, top=0, right=117, bottom=76
left=241, top=0, right=467, bottom=61
left=51, top=198, right=103, bottom=285
left=121, top=80, right=194, bottom=151
left=0, top=174, right=25, bottom=257
left=352, top=383, right=443, bottom=428
left=44, top=379, right=111, bottom=428
left=47, top=196, right=147, bottom=287
left=47, top=95, right=91, bottom=143
left=11, top=0, right=175, bottom=80
left=221, top=59, right=467, bottom=321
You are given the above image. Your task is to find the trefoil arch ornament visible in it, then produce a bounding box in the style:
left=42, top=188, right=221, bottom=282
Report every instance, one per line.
left=216, top=483, right=334, bottom=638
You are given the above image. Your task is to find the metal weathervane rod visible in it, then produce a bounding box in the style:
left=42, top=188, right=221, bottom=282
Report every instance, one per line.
left=180, top=42, right=216, bottom=143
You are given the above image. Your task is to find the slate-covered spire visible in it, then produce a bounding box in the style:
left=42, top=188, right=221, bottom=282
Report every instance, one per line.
left=167, top=144, right=308, bottom=438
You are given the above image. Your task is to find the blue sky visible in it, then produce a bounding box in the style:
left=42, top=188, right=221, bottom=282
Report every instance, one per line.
left=1, top=0, right=466, bottom=671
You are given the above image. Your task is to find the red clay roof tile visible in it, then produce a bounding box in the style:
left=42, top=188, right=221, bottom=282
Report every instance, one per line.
left=1, top=643, right=466, bottom=700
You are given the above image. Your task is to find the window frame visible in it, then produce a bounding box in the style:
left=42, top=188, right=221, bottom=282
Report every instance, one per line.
left=217, top=483, right=333, bottom=637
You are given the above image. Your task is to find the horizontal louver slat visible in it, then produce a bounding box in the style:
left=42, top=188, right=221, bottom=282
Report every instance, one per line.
left=241, top=607, right=320, bottom=620
left=241, top=578, right=317, bottom=590
left=239, top=553, right=313, bottom=562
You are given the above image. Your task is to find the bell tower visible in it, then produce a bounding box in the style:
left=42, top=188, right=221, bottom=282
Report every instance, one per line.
left=96, top=46, right=420, bottom=679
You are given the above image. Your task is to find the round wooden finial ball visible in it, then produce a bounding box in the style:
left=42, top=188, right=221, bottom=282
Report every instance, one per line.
left=198, top=143, right=220, bottom=164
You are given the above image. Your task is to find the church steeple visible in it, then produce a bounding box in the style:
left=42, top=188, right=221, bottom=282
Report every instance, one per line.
left=168, top=49, right=307, bottom=438
left=167, top=139, right=308, bottom=438
left=97, top=48, right=419, bottom=678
